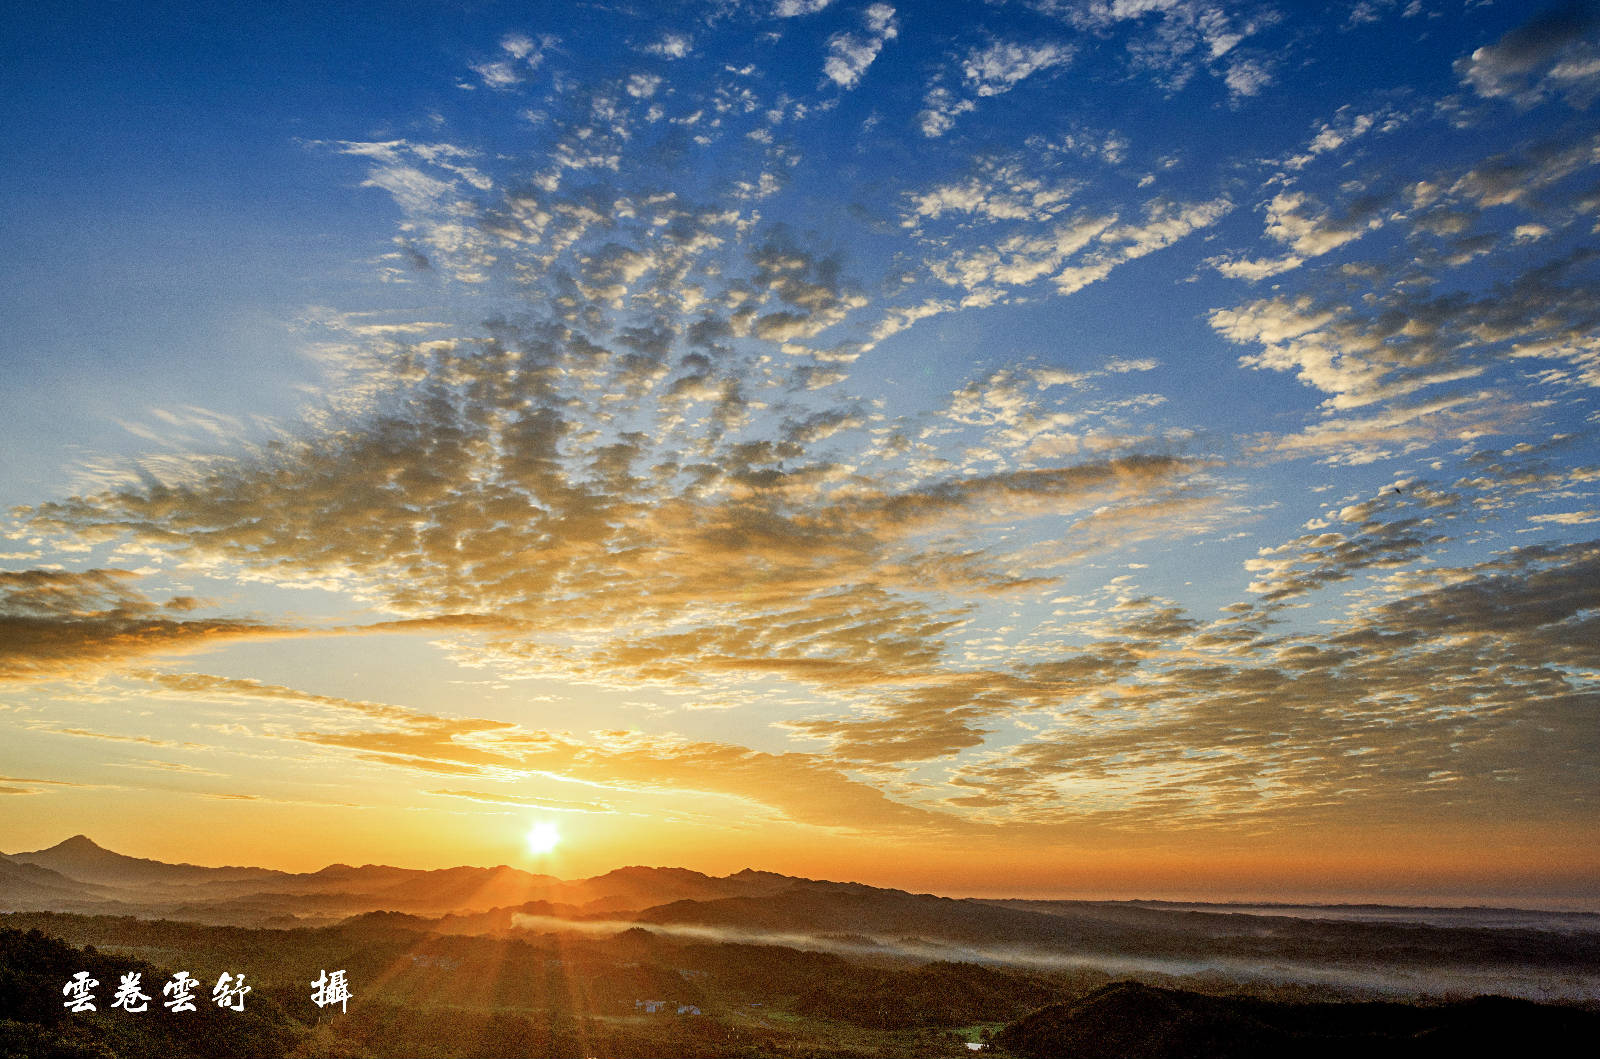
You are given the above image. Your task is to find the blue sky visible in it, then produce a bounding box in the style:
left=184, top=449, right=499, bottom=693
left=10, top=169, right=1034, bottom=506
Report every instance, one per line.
left=2, top=0, right=1598, bottom=903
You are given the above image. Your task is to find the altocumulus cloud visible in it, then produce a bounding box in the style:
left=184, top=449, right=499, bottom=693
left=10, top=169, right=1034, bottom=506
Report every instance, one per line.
left=6, top=0, right=1598, bottom=860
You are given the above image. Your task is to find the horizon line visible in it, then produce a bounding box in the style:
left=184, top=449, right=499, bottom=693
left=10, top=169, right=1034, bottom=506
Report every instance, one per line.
left=9, top=833, right=1600, bottom=915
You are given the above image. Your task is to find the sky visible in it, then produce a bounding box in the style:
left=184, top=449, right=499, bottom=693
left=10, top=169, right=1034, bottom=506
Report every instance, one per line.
left=2, top=0, right=1598, bottom=906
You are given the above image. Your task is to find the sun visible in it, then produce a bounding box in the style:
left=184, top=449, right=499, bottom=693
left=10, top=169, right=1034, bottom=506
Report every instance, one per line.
left=525, top=821, right=561, bottom=855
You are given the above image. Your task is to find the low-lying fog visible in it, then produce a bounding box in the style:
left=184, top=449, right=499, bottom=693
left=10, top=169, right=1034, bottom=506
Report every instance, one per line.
left=1135, top=903, right=1600, bottom=934
left=511, top=911, right=1600, bottom=1003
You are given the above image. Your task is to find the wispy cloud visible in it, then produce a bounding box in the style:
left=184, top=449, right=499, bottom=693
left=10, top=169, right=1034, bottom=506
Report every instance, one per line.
left=6, top=0, right=1598, bottom=884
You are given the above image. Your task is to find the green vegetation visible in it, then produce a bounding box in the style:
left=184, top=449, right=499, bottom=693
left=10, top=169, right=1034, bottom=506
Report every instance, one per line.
left=790, top=961, right=1056, bottom=1029
left=6, top=914, right=1598, bottom=1058
left=995, top=981, right=1600, bottom=1059
left=0, top=928, right=297, bottom=1058
left=1, top=916, right=1053, bottom=1057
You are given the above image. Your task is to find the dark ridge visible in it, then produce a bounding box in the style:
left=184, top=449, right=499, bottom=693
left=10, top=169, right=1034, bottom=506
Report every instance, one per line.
left=996, top=981, right=1600, bottom=1059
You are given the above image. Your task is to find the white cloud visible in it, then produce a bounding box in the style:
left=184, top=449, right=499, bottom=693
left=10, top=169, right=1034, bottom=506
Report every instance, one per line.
left=904, top=162, right=1075, bottom=225
left=1261, top=190, right=1377, bottom=257
left=931, top=213, right=1115, bottom=291
left=1211, top=254, right=1304, bottom=282
left=774, top=0, right=836, bottom=15
left=1210, top=181, right=1393, bottom=282
left=1043, top=0, right=1274, bottom=96
left=863, top=2, right=896, bottom=34
left=626, top=73, right=663, bottom=98
left=644, top=32, right=692, bottom=59
left=918, top=86, right=976, bottom=137
left=500, top=33, right=538, bottom=60
left=1528, top=509, right=1600, bottom=525
left=1055, top=197, right=1230, bottom=293
left=824, top=4, right=898, bottom=89
left=914, top=37, right=1074, bottom=138
left=1284, top=108, right=1384, bottom=170
left=471, top=32, right=554, bottom=89
left=1223, top=57, right=1273, bottom=98
left=962, top=41, right=1074, bottom=97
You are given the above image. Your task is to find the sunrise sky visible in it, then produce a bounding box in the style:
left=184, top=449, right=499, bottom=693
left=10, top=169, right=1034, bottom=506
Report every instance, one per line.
left=3, top=0, right=1598, bottom=906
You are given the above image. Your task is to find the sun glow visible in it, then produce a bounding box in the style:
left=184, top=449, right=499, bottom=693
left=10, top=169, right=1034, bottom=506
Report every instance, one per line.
left=526, top=821, right=561, bottom=855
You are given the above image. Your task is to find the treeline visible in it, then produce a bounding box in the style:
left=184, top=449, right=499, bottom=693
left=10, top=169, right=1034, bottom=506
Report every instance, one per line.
left=30, top=910, right=1594, bottom=1059
left=995, top=981, right=1600, bottom=1059
left=792, top=960, right=1064, bottom=1029
left=0, top=923, right=1014, bottom=1057
left=2, top=912, right=1081, bottom=1026
left=289, top=1002, right=862, bottom=1059
left=0, top=928, right=298, bottom=1059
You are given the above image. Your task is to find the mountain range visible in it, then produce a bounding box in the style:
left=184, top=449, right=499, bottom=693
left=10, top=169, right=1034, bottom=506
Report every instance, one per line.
left=1, top=835, right=798, bottom=924
left=5, top=835, right=1599, bottom=1002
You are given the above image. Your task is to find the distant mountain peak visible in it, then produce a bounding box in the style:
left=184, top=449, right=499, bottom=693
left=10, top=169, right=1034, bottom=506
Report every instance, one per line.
left=11, top=834, right=287, bottom=888
left=22, top=835, right=149, bottom=867
left=55, top=835, right=104, bottom=851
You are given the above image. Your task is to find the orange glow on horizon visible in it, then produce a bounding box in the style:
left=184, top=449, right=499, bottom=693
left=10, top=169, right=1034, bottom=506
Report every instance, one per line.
left=7, top=794, right=1596, bottom=911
